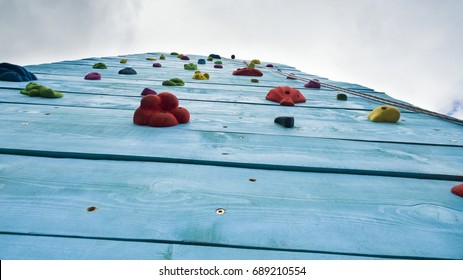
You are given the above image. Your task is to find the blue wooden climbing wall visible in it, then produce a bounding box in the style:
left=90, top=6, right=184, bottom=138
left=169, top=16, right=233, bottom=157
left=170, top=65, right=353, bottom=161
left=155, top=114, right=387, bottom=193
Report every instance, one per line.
left=0, top=53, right=462, bottom=259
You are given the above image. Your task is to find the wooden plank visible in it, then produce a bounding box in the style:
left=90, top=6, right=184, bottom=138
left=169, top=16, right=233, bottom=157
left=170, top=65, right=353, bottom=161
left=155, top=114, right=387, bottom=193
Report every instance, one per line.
left=1, top=234, right=376, bottom=260
left=0, top=90, right=459, bottom=146
left=0, top=103, right=461, bottom=179
left=0, top=154, right=461, bottom=259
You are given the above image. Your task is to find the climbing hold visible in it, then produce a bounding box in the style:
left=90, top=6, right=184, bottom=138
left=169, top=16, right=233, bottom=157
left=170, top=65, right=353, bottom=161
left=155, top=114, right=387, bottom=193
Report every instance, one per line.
left=84, top=72, right=101, bottom=80
left=214, top=64, right=223, bottom=69
left=233, top=68, right=263, bottom=76
left=266, top=86, right=306, bottom=106
left=209, top=54, right=221, bottom=59
left=451, top=183, right=463, bottom=197
left=287, top=74, right=297, bottom=80
left=207, top=57, right=213, bottom=61
left=177, top=54, right=184, bottom=58
left=231, top=54, right=236, bottom=59
left=198, top=59, right=206, bottom=64
left=162, top=78, right=185, bottom=86
left=146, top=57, right=157, bottom=61
left=160, top=54, right=166, bottom=60
left=152, top=63, right=162, bottom=67
left=266, top=64, right=274, bottom=68
left=251, top=78, right=259, bottom=83
left=274, top=116, right=294, bottom=128
left=247, top=62, right=255, bottom=69
left=184, top=63, right=198, bottom=70
left=93, top=63, right=107, bottom=69
left=304, top=79, right=321, bottom=89
left=336, top=93, right=348, bottom=101
left=192, top=71, right=210, bottom=80
left=214, top=61, right=223, bottom=64
left=170, top=52, right=179, bottom=55
left=141, top=88, right=157, bottom=96
left=118, top=67, right=137, bottom=75
left=120, top=59, right=128, bottom=63
left=368, top=105, right=401, bottom=123
left=133, top=93, right=190, bottom=127
left=20, top=82, right=63, bottom=98
left=251, top=59, right=261, bottom=64
left=181, top=55, right=190, bottom=61
left=0, top=63, right=37, bottom=82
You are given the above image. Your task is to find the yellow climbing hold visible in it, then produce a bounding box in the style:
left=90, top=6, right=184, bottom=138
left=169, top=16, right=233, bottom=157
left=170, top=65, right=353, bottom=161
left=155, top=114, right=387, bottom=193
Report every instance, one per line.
left=368, top=105, right=401, bottom=123
left=146, top=57, right=157, bottom=61
left=120, top=59, right=128, bottom=63
left=247, top=62, right=256, bottom=69
left=192, top=70, right=209, bottom=80
left=251, top=59, right=261, bottom=64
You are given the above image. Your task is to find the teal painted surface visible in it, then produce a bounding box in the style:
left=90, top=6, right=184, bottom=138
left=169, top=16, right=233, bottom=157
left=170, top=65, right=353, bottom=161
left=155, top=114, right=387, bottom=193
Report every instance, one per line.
left=0, top=52, right=462, bottom=259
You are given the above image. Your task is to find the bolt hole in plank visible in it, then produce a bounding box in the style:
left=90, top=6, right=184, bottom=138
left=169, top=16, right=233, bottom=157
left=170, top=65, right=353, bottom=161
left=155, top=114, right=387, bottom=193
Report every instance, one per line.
left=215, top=208, right=226, bottom=215
left=86, top=206, right=97, bottom=212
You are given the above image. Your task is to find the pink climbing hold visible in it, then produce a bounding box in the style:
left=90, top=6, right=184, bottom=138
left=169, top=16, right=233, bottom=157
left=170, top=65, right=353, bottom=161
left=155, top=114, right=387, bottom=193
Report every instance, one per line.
left=84, top=72, right=101, bottom=80
left=266, top=86, right=306, bottom=106
left=133, top=92, right=190, bottom=127
left=304, top=79, right=321, bottom=89
left=451, top=183, right=463, bottom=198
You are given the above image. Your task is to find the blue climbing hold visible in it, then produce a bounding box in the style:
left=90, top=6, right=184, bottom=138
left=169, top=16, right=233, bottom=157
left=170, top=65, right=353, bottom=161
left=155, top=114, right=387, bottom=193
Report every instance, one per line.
left=198, top=59, right=206, bottom=65
left=0, top=63, right=37, bottom=82
left=209, top=54, right=221, bottom=59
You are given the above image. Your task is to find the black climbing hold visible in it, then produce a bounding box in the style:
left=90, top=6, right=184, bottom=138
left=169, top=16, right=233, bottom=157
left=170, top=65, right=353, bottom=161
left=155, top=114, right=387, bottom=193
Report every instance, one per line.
left=231, top=54, right=235, bottom=59
left=118, top=67, right=137, bottom=75
left=274, top=116, right=294, bottom=128
left=336, top=93, right=348, bottom=101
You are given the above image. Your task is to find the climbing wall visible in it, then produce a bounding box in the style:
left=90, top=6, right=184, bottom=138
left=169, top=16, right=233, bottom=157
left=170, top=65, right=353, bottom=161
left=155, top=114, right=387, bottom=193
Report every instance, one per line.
left=0, top=53, right=462, bottom=259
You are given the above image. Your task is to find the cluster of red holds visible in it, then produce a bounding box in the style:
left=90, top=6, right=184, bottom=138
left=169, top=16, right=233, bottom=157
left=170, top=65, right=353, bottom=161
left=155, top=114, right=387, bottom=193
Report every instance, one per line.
left=133, top=92, right=190, bottom=127
left=266, top=86, right=306, bottom=106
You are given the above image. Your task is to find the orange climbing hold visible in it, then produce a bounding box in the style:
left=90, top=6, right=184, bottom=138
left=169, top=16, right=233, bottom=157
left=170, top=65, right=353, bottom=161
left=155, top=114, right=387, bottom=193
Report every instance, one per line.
left=133, top=92, right=190, bottom=127
left=266, top=86, right=306, bottom=106
left=451, top=183, right=463, bottom=197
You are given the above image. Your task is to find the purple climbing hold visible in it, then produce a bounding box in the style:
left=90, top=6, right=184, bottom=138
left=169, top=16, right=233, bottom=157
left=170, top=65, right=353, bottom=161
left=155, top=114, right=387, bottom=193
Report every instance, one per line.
left=141, top=87, right=157, bottom=96
left=214, top=64, right=223, bottom=69
left=304, top=79, right=321, bottom=88
left=266, top=64, right=274, bottom=68
left=180, top=56, right=190, bottom=60
left=153, top=63, right=162, bottom=67
left=84, top=72, right=101, bottom=80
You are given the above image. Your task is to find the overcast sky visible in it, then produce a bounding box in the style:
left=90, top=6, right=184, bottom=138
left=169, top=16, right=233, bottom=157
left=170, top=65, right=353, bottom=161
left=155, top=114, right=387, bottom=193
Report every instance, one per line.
left=1, top=0, right=462, bottom=119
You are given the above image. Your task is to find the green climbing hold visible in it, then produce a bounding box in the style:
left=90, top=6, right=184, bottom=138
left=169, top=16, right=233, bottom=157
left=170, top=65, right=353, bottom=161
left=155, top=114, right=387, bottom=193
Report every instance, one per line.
left=207, top=57, right=213, bottom=61
left=214, top=61, right=223, bottom=65
left=162, top=78, right=185, bottom=86
left=184, top=63, right=198, bottom=70
left=160, top=54, right=166, bottom=60
left=336, top=93, right=348, bottom=101
left=368, top=105, right=400, bottom=123
left=251, top=78, right=259, bottom=83
left=20, top=82, right=63, bottom=98
left=93, top=63, right=107, bottom=69
left=170, top=52, right=179, bottom=56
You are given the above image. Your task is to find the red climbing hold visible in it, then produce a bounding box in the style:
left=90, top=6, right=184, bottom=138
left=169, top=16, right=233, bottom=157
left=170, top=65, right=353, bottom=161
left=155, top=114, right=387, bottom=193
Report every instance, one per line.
left=133, top=92, right=190, bottom=127
left=232, top=68, right=263, bottom=77
left=451, top=183, right=463, bottom=197
left=266, top=86, right=306, bottom=106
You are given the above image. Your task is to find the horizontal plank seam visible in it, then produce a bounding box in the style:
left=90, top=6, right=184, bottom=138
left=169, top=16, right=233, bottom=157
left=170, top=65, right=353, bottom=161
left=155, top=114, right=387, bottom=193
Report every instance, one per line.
left=0, top=231, right=452, bottom=260
left=1, top=148, right=462, bottom=181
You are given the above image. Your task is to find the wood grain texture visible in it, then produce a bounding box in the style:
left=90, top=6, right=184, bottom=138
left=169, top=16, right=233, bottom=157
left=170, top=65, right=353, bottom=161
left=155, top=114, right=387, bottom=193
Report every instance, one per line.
left=0, top=155, right=462, bottom=259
